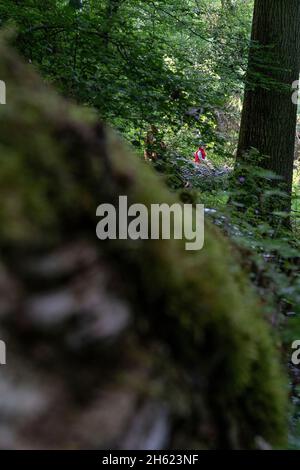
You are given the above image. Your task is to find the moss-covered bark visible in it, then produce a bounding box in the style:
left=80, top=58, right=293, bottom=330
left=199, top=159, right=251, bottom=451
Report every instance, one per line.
left=0, top=37, right=286, bottom=449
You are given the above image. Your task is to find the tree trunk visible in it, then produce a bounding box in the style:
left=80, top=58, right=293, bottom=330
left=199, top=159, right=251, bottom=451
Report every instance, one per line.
left=237, top=0, right=300, bottom=208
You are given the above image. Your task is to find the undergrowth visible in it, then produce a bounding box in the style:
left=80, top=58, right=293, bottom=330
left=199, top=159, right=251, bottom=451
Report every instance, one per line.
left=152, top=147, right=300, bottom=448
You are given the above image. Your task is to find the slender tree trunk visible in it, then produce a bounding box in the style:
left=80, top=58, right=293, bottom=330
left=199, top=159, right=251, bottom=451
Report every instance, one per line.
left=103, top=0, right=123, bottom=48
left=237, top=0, right=300, bottom=209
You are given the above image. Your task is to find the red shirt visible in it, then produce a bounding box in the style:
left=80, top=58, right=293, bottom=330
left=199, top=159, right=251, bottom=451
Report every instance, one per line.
left=194, top=147, right=206, bottom=163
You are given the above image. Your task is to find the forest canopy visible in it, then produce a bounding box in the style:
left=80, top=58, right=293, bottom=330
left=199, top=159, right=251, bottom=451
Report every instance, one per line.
left=0, top=0, right=253, bottom=156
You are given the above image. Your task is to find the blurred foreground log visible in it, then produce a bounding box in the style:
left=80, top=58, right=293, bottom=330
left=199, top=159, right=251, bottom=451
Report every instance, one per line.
left=0, top=38, right=286, bottom=449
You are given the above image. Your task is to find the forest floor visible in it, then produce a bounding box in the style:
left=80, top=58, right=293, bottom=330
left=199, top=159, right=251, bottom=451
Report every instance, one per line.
left=161, top=153, right=300, bottom=449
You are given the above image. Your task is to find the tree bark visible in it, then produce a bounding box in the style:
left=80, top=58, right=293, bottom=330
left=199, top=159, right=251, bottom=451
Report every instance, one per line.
left=237, top=0, right=300, bottom=207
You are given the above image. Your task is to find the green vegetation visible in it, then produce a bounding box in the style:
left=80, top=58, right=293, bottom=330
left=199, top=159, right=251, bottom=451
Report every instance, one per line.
left=0, top=0, right=300, bottom=450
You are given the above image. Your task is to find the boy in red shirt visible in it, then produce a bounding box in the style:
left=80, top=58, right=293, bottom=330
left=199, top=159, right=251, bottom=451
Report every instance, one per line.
left=194, top=144, right=207, bottom=163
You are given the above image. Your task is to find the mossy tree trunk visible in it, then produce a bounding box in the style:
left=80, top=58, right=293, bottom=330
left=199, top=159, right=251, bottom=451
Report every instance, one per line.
left=0, top=37, right=287, bottom=449
left=237, top=0, right=300, bottom=210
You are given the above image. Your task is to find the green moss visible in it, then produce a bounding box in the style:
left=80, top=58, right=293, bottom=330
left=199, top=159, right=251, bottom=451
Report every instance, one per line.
left=0, top=37, right=286, bottom=448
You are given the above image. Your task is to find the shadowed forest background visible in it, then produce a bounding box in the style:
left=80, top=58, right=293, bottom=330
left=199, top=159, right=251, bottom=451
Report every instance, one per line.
left=0, top=0, right=300, bottom=450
